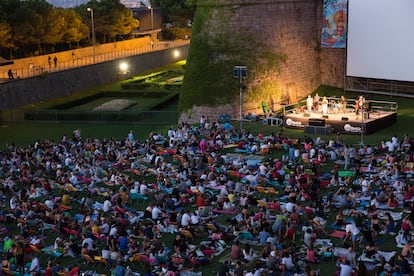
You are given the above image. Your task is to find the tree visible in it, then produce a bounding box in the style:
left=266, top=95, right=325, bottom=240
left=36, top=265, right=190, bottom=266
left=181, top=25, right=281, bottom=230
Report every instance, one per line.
left=151, top=0, right=195, bottom=27
left=79, top=0, right=138, bottom=43
left=61, top=9, right=89, bottom=48
left=10, top=5, right=41, bottom=56
left=41, top=8, right=65, bottom=48
left=0, top=21, right=15, bottom=58
left=113, top=8, right=139, bottom=37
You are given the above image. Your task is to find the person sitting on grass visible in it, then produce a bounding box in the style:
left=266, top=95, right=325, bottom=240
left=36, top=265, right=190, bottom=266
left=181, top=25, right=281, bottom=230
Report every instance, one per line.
left=280, top=251, right=295, bottom=273
left=382, top=212, right=396, bottom=235
left=305, top=245, right=318, bottom=263
left=303, top=227, right=316, bottom=248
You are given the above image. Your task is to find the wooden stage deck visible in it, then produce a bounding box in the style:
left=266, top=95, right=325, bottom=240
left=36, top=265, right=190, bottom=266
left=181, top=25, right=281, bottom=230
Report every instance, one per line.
left=282, top=109, right=397, bottom=135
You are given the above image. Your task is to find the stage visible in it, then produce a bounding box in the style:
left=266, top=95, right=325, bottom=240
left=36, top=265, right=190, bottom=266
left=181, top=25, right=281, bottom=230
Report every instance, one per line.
left=282, top=108, right=397, bottom=135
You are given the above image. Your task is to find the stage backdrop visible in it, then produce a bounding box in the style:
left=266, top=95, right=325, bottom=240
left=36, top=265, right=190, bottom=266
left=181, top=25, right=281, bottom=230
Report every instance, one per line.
left=321, top=0, right=348, bottom=48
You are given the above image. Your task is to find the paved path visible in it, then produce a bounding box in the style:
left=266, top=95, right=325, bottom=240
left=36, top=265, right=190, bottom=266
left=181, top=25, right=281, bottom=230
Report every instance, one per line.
left=0, top=40, right=189, bottom=83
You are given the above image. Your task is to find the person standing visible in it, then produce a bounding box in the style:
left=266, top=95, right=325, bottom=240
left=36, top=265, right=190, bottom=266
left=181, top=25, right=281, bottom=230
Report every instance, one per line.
left=340, top=95, right=347, bottom=113
left=14, top=241, right=25, bottom=274
left=29, top=254, right=40, bottom=276
left=322, top=96, right=328, bottom=115
left=53, top=56, right=58, bottom=67
left=7, top=69, right=13, bottom=80
left=48, top=56, right=52, bottom=68
left=306, top=95, right=313, bottom=113
left=29, top=60, right=34, bottom=73
left=343, top=145, right=350, bottom=170
left=200, top=115, right=205, bottom=130
left=127, top=130, right=134, bottom=142
left=313, top=93, right=320, bottom=111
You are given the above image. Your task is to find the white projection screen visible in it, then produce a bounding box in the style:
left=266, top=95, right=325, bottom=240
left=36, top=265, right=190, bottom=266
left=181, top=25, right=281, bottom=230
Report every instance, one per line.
left=347, top=0, right=414, bottom=82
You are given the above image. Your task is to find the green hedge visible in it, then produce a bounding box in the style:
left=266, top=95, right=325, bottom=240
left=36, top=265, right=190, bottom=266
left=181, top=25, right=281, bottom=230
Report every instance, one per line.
left=25, top=92, right=179, bottom=122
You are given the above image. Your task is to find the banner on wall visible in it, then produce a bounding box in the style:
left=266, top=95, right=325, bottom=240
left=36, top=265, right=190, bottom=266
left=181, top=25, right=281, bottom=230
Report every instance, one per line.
left=321, top=0, right=348, bottom=48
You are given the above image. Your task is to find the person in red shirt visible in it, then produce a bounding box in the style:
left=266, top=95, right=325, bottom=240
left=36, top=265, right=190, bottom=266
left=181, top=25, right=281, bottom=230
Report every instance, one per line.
left=284, top=222, right=297, bottom=242
left=70, top=266, right=80, bottom=276
left=230, top=241, right=243, bottom=260
left=196, top=194, right=207, bottom=211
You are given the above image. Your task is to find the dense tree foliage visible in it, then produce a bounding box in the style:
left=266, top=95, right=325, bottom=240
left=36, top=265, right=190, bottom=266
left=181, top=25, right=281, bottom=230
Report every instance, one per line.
left=77, top=0, right=139, bottom=44
left=151, top=0, right=195, bottom=27
left=0, top=0, right=139, bottom=58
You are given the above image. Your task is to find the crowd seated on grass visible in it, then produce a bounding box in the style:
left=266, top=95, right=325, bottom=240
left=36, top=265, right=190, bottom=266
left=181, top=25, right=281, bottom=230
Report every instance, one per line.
left=0, top=122, right=414, bottom=275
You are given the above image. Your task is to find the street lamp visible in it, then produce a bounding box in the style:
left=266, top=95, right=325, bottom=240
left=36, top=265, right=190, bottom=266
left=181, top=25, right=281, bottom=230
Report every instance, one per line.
left=119, top=62, right=129, bottom=79
left=173, top=50, right=180, bottom=58
left=233, top=65, right=247, bottom=132
left=148, top=6, right=154, bottom=31
left=148, top=6, right=154, bottom=45
left=87, top=7, right=95, bottom=62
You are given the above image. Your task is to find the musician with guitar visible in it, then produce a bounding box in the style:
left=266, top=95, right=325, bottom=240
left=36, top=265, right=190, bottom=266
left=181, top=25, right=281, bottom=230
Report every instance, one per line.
left=355, top=95, right=365, bottom=115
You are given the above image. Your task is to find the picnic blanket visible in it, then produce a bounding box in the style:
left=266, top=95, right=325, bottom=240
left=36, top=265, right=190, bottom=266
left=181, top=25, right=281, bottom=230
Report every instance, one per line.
left=329, top=230, right=346, bottom=239
left=377, top=211, right=403, bottom=221
left=333, top=247, right=349, bottom=257
left=338, top=171, right=355, bottom=177
left=358, top=250, right=396, bottom=263
left=212, top=208, right=238, bottom=215
left=314, top=239, right=333, bottom=247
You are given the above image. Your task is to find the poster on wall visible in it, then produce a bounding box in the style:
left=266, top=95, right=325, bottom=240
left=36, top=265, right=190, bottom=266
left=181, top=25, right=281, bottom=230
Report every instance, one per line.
left=321, top=0, right=347, bottom=48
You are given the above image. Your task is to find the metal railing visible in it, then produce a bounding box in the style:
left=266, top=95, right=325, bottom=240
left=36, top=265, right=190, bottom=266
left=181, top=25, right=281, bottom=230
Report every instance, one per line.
left=1, top=40, right=189, bottom=82
left=346, top=76, right=414, bottom=98
left=282, top=97, right=398, bottom=115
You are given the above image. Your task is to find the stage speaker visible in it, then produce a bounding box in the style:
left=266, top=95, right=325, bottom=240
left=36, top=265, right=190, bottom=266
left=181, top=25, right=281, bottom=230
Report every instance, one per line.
left=341, top=117, right=349, bottom=121
left=270, top=117, right=283, bottom=127
left=322, top=115, right=329, bottom=119
left=308, top=118, right=325, bottom=126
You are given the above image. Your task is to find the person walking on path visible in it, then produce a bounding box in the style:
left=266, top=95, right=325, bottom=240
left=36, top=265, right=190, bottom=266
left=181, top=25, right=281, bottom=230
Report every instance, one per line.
left=7, top=69, right=13, bottom=80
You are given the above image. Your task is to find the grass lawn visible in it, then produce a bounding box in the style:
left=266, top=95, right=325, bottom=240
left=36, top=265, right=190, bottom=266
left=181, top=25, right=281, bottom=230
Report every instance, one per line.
left=0, top=89, right=409, bottom=149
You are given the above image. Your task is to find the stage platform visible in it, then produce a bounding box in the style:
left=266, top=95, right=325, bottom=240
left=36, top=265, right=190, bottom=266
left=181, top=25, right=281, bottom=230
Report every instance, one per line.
left=283, top=109, right=397, bottom=135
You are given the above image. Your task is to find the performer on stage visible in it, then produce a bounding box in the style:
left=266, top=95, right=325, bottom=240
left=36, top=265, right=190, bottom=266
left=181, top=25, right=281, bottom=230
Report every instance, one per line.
left=340, top=95, right=346, bottom=113
left=355, top=95, right=365, bottom=115
left=322, top=96, right=328, bottom=115
left=313, top=93, right=320, bottom=112
left=306, top=95, right=313, bottom=113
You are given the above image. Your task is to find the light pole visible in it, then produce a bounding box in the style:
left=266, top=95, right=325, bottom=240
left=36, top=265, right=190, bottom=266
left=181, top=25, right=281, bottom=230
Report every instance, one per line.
left=233, top=66, right=247, bottom=132
left=148, top=6, right=154, bottom=46
left=360, top=107, right=365, bottom=146
left=87, top=7, right=95, bottom=62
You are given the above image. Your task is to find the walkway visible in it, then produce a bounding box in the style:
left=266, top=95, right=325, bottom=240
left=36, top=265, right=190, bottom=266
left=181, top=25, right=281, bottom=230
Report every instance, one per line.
left=0, top=40, right=189, bottom=83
